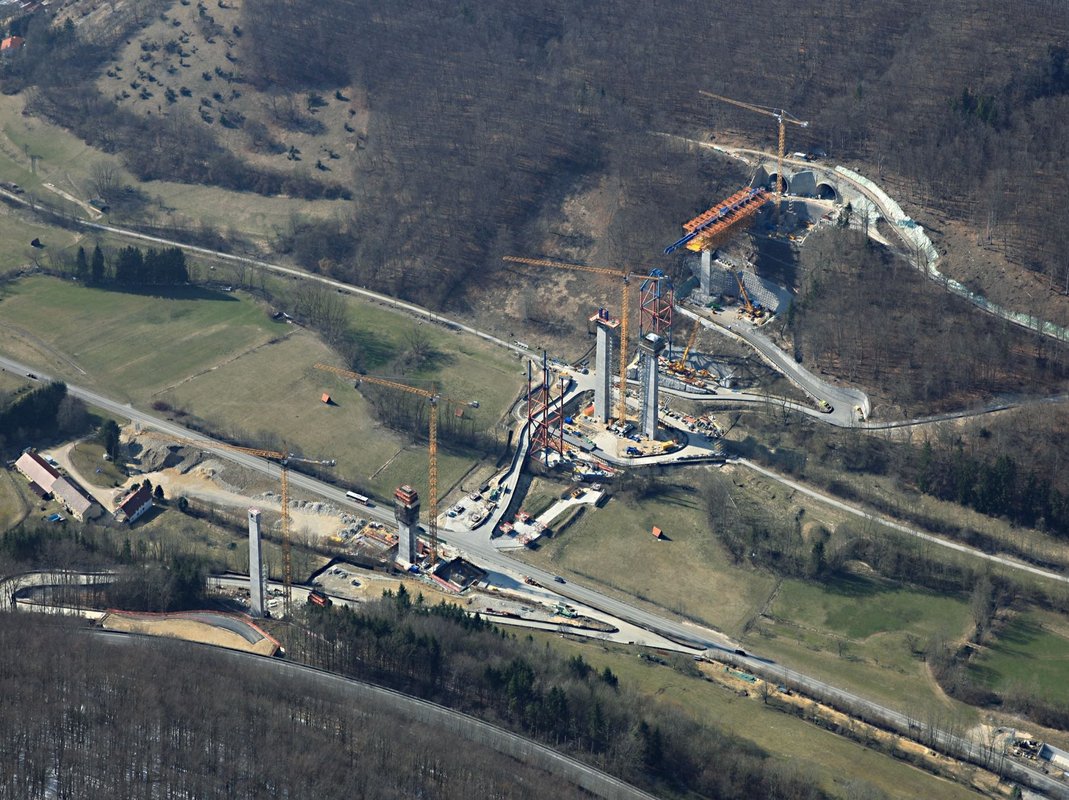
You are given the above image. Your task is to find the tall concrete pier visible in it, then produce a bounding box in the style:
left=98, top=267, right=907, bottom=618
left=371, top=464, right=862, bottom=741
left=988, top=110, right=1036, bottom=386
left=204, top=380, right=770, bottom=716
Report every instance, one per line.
left=247, top=508, right=265, bottom=617
left=394, top=484, right=420, bottom=566
left=590, top=308, right=620, bottom=421
left=639, top=333, right=665, bottom=440
left=699, top=249, right=713, bottom=296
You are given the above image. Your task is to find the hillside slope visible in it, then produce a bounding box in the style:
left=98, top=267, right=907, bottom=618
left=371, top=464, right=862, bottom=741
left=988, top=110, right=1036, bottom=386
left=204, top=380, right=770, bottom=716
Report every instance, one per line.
left=6, top=0, right=1069, bottom=332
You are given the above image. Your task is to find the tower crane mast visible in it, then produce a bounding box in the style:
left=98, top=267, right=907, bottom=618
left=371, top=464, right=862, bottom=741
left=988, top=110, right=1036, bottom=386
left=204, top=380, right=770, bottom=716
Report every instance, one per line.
left=502, top=255, right=667, bottom=424
left=314, top=363, right=447, bottom=566
left=140, top=431, right=334, bottom=616
left=699, top=90, right=808, bottom=222
left=678, top=319, right=701, bottom=367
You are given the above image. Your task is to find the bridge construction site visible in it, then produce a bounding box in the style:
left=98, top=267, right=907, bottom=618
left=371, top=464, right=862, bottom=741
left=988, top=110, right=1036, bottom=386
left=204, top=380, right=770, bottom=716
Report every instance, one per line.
left=107, top=89, right=858, bottom=617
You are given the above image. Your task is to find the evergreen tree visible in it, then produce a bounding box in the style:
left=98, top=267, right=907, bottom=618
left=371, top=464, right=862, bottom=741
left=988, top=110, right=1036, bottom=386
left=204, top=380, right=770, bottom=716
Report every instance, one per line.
left=99, top=420, right=121, bottom=460
left=90, top=245, right=106, bottom=285
left=115, top=247, right=144, bottom=284
left=0, top=381, right=67, bottom=438
left=74, top=246, right=88, bottom=282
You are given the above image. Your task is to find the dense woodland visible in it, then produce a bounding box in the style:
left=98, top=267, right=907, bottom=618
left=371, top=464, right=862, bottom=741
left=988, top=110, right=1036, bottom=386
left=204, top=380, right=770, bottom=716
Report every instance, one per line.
left=287, top=585, right=828, bottom=800
left=0, top=614, right=596, bottom=799
left=10, top=0, right=1068, bottom=319
left=790, top=227, right=1069, bottom=412
left=232, top=1, right=1069, bottom=313
left=0, top=381, right=88, bottom=452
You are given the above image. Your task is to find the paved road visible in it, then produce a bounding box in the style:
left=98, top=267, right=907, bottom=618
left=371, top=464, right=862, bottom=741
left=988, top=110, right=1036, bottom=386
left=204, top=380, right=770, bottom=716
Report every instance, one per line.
left=0, top=353, right=402, bottom=529
left=8, top=349, right=1065, bottom=629
left=15, top=185, right=1059, bottom=435
left=7, top=192, right=1069, bottom=795
left=0, top=187, right=533, bottom=361
left=676, top=305, right=870, bottom=425
left=711, top=144, right=1069, bottom=349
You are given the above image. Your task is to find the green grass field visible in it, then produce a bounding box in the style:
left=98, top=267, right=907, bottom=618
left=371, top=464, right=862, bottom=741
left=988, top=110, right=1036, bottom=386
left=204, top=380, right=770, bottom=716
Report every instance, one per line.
left=0, top=211, right=84, bottom=276
left=770, top=575, right=971, bottom=641
left=0, top=468, right=30, bottom=533
left=753, top=575, right=976, bottom=717
left=69, top=440, right=127, bottom=489
left=517, top=469, right=981, bottom=718
left=968, top=611, right=1069, bottom=705
left=162, top=332, right=486, bottom=502
left=0, top=368, right=33, bottom=395
left=537, top=634, right=984, bottom=800
left=517, top=484, right=778, bottom=635
left=0, top=274, right=521, bottom=508
left=0, top=276, right=280, bottom=401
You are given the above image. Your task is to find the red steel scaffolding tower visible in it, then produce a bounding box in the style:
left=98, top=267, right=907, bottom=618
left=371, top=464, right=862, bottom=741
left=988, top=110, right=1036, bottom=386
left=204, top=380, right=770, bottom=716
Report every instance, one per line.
left=527, top=352, right=564, bottom=467
left=639, top=268, right=674, bottom=353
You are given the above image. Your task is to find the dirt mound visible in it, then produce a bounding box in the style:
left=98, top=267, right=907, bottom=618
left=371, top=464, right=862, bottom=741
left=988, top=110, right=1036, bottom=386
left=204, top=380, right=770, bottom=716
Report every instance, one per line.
left=125, top=437, right=198, bottom=474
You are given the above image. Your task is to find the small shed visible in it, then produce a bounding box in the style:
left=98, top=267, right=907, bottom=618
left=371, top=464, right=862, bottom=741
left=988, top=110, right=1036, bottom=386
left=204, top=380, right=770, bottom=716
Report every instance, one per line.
left=320, top=393, right=332, bottom=404
left=651, top=526, right=664, bottom=539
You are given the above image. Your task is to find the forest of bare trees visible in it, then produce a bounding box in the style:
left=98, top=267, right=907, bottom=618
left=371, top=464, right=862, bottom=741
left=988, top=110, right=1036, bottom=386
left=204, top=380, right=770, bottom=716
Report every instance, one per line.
left=0, top=614, right=597, bottom=799
left=790, top=227, right=1069, bottom=413
left=4, top=0, right=1068, bottom=325
left=230, top=0, right=1069, bottom=310
left=284, top=586, right=830, bottom=800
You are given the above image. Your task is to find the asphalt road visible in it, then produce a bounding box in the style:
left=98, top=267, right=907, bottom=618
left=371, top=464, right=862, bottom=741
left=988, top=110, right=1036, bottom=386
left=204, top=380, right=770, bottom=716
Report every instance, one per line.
left=7, top=358, right=1068, bottom=794
left=6, top=194, right=1069, bottom=795
left=0, top=353, right=400, bottom=529
left=0, top=350, right=736, bottom=653
left=711, top=145, right=1069, bottom=350
left=675, top=305, right=870, bottom=425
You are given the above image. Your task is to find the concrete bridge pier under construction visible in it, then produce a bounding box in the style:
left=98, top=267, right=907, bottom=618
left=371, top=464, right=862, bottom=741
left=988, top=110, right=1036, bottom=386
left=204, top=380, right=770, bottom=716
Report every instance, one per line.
left=591, top=308, right=620, bottom=422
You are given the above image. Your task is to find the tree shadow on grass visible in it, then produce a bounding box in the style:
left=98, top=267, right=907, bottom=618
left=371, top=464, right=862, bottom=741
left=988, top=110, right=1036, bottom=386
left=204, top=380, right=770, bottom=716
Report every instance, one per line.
left=94, top=284, right=239, bottom=302
left=991, top=617, right=1044, bottom=657
left=821, top=571, right=883, bottom=599
left=338, top=328, right=398, bottom=371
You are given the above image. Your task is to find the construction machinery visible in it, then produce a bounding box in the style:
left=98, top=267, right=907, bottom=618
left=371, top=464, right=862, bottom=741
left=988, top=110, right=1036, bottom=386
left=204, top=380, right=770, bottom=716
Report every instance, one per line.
left=502, top=255, right=668, bottom=424
left=674, top=319, right=701, bottom=371
left=314, top=363, right=445, bottom=566
left=732, top=270, right=762, bottom=319
left=141, top=430, right=334, bottom=617
left=699, top=91, right=808, bottom=222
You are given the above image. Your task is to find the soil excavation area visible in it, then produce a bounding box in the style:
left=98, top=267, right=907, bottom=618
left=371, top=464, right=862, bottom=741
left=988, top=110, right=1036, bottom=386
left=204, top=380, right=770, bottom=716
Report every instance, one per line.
left=101, top=610, right=280, bottom=656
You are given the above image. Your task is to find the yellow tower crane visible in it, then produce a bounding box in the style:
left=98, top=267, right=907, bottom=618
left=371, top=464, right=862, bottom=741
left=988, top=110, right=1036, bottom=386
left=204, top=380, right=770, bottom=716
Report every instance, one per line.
left=314, top=363, right=446, bottom=566
left=140, top=430, right=334, bottom=616
left=698, top=91, right=808, bottom=220
left=502, top=255, right=667, bottom=424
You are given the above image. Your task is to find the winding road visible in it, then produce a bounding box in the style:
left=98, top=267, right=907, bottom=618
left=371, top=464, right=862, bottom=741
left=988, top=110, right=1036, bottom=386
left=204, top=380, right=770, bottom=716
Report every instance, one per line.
left=5, top=185, right=1069, bottom=796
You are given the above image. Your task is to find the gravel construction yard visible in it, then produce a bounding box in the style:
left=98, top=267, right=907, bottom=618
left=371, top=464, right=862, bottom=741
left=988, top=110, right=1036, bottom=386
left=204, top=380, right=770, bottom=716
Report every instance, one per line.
left=100, top=610, right=280, bottom=656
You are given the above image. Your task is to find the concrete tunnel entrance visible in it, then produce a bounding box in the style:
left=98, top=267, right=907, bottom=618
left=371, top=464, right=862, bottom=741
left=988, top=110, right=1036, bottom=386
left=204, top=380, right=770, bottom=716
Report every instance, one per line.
left=815, top=182, right=839, bottom=201
left=766, top=173, right=789, bottom=193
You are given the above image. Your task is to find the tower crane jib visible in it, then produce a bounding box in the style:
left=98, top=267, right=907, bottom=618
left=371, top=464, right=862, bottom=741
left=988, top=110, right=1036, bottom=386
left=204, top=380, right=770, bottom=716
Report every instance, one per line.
left=698, top=90, right=808, bottom=218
